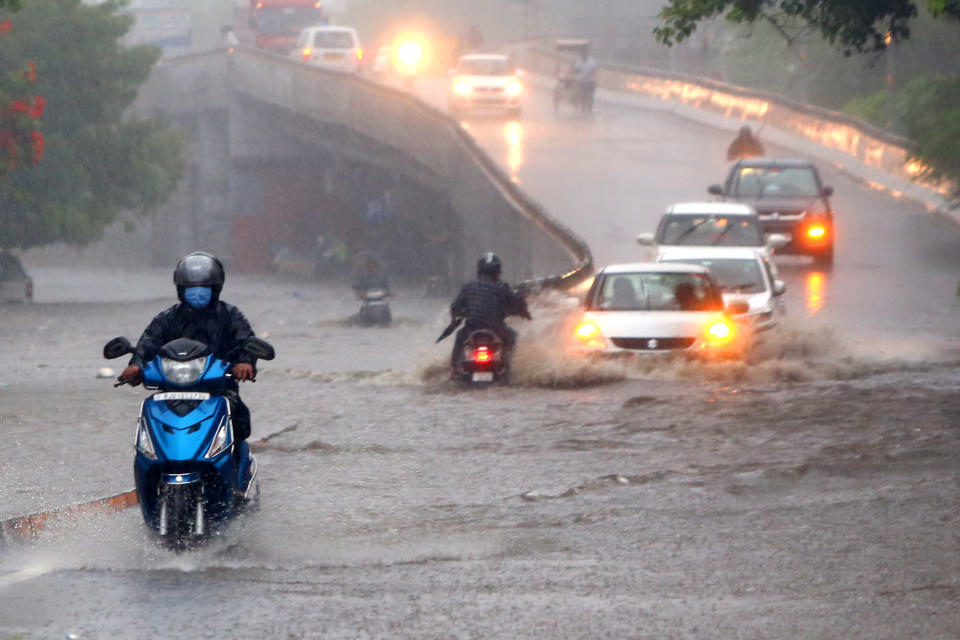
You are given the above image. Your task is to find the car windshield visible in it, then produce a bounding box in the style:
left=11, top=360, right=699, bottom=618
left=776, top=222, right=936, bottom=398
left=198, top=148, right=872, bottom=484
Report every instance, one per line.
left=458, top=58, right=513, bottom=76
left=662, top=258, right=766, bottom=294
left=732, top=166, right=820, bottom=198
left=592, top=272, right=723, bottom=311
left=257, top=8, right=324, bottom=36
left=313, top=30, right=355, bottom=48
left=658, top=215, right=764, bottom=247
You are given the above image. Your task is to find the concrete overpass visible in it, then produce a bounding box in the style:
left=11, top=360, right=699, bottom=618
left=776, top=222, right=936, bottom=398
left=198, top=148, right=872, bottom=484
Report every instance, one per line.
left=133, top=48, right=592, bottom=289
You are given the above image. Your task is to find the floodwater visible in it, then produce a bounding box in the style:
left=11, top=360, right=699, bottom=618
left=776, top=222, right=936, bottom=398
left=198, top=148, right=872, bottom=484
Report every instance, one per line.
left=2, top=77, right=960, bottom=637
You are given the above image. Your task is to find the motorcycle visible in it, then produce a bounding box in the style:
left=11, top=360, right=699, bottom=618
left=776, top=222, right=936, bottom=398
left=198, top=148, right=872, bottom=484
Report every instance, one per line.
left=356, top=288, right=392, bottom=326
left=455, top=329, right=509, bottom=386
left=103, top=335, right=275, bottom=550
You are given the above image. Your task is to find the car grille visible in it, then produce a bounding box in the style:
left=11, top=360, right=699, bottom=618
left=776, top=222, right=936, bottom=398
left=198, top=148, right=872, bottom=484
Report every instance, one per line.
left=611, top=337, right=695, bottom=351
left=474, top=86, right=505, bottom=93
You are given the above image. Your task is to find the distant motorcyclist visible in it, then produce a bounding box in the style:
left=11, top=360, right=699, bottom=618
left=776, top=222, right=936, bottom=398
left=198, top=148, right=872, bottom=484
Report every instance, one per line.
left=120, top=252, right=260, bottom=449
left=449, top=253, right=531, bottom=367
left=351, top=252, right=390, bottom=297
left=727, top=125, right=765, bottom=161
left=571, top=47, right=598, bottom=112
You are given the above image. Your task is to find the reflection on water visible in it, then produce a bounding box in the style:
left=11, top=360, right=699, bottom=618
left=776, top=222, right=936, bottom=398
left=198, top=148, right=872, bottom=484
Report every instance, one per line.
left=805, top=271, right=827, bottom=315
left=504, top=120, right=523, bottom=182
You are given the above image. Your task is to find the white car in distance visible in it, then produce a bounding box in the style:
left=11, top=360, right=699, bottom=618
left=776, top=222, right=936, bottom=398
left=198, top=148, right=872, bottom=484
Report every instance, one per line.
left=574, top=263, right=748, bottom=356
left=449, top=54, right=523, bottom=117
left=656, top=246, right=786, bottom=332
left=294, top=26, right=364, bottom=73
left=637, top=202, right=788, bottom=259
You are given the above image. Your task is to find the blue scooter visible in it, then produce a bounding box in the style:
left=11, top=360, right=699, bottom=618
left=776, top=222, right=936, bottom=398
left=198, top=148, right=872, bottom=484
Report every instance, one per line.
left=103, top=335, right=275, bottom=550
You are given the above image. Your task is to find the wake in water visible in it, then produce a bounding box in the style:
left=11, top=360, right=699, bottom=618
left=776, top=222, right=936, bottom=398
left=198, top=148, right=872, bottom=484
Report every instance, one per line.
left=420, top=290, right=914, bottom=388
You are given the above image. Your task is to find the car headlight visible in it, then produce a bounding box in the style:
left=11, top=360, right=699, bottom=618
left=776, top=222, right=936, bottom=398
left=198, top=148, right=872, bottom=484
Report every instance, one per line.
left=506, top=79, right=523, bottom=97
left=705, top=319, right=736, bottom=346
left=575, top=321, right=605, bottom=349
left=161, top=355, right=208, bottom=385
left=204, top=415, right=232, bottom=459
left=453, top=79, right=472, bottom=97
left=135, top=417, right=157, bottom=460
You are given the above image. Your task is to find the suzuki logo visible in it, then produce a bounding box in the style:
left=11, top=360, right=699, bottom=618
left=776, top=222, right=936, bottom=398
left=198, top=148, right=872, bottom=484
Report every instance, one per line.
left=647, top=339, right=658, bottom=349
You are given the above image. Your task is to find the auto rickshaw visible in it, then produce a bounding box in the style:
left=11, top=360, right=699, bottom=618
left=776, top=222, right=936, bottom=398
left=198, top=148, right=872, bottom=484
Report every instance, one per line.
left=553, top=39, right=591, bottom=114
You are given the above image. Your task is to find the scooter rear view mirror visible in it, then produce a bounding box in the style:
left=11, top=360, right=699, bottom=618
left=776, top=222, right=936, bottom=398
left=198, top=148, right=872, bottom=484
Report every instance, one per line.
left=243, top=337, right=276, bottom=361
left=103, top=336, right=134, bottom=359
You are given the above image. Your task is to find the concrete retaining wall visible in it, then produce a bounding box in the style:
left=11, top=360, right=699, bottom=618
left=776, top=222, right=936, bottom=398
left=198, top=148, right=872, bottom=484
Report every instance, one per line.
left=135, top=49, right=593, bottom=288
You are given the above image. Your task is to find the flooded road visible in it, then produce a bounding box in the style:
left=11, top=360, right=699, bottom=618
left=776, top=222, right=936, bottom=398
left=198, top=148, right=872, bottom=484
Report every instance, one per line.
left=2, top=79, right=960, bottom=638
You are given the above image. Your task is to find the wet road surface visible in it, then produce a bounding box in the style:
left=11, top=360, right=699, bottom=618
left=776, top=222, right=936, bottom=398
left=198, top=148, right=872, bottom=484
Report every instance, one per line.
left=2, top=75, right=960, bottom=638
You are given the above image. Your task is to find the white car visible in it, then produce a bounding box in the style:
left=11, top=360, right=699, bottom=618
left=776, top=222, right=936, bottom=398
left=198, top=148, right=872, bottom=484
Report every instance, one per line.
left=573, top=263, right=747, bottom=356
left=637, top=202, right=787, bottom=259
left=293, top=26, right=364, bottom=73
left=449, top=54, right=523, bottom=117
left=656, top=246, right=786, bottom=331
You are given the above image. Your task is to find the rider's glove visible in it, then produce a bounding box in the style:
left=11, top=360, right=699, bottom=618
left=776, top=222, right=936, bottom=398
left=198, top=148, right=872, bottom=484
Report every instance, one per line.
left=232, top=362, right=255, bottom=381
left=121, top=365, right=143, bottom=386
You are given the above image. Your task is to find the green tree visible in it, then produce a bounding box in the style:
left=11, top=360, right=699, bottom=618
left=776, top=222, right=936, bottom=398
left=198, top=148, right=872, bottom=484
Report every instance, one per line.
left=655, top=1, right=960, bottom=55
left=0, top=0, right=182, bottom=250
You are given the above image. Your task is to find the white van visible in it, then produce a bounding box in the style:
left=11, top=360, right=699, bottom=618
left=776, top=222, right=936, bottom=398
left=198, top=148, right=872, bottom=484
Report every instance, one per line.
left=293, top=26, right=363, bottom=73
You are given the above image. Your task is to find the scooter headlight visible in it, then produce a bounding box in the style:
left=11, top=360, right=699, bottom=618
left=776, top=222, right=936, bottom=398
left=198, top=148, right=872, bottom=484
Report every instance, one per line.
left=204, top=415, right=232, bottom=459
left=135, top=417, right=157, bottom=460
left=161, top=356, right=207, bottom=385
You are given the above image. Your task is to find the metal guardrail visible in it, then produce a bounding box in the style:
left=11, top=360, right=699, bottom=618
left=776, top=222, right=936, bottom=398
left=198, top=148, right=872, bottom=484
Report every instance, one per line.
left=524, top=47, right=951, bottom=205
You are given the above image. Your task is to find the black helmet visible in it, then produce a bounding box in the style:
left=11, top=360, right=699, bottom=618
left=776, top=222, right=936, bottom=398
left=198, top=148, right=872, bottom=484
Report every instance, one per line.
left=174, top=251, right=225, bottom=304
left=477, top=252, right=501, bottom=279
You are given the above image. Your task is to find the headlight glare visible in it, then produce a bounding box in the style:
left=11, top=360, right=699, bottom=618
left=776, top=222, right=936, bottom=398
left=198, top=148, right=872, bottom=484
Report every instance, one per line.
left=705, top=320, right=735, bottom=345
left=506, top=79, right=523, bottom=96
left=161, top=356, right=207, bottom=385
left=454, top=79, right=472, bottom=96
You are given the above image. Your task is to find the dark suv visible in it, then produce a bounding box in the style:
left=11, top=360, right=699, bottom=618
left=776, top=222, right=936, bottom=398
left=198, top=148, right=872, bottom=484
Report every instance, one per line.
left=709, top=158, right=835, bottom=267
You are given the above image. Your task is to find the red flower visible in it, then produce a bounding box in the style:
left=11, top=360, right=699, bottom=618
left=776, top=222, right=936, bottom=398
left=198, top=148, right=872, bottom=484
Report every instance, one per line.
left=30, top=130, right=44, bottom=164
left=27, top=95, right=45, bottom=119
left=0, top=20, right=12, bottom=36
left=10, top=99, right=27, bottom=114
left=27, top=61, right=37, bottom=83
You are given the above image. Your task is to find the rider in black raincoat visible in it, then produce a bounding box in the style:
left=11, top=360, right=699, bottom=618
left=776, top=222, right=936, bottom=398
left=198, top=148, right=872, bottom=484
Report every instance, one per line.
left=120, top=252, right=259, bottom=442
left=449, top=253, right=531, bottom=367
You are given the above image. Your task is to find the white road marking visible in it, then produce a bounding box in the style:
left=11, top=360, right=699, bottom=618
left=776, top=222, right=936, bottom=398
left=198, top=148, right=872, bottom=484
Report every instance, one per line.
left=0, top=565, right=50, bottom=589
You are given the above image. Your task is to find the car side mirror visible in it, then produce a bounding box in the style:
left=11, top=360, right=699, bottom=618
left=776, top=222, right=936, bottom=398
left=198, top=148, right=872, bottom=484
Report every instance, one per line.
left=103, top=336, right=134, bottom=359
left=726, top=300, right=750, bottom=315
left=707, top=184, right=723, bottom=196
left=766, top=233, right=789, bottom=250
left=636, top=232, right=656, bottom=247
left=822, top=185, right=834, bottom=197
left=243, top=337, right=276, bottom=361
left=773, top=280, right=787, bottom=296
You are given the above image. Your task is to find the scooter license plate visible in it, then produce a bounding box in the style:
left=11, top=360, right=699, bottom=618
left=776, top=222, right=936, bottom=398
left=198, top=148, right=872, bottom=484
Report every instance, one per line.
left=471, top=372, right=494, bottom=382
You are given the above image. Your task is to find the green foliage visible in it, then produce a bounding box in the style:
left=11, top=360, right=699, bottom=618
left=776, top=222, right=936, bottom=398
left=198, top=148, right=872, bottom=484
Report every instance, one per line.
left=843, top=76, right=960, bottom=201
left=912, top=107, right=960, bottom=200
left=0, top=0, right=182, bottom=250
left=656, top=1, right=959, bottom=55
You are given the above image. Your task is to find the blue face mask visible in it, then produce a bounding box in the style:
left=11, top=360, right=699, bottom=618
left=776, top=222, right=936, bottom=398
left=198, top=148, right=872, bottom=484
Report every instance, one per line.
left=184, top=286, right=213, bottom=309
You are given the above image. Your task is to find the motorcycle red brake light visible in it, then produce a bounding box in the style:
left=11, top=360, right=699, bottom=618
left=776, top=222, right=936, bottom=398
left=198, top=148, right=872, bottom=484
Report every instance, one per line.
left=474, top=347, right=491, bottom=363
